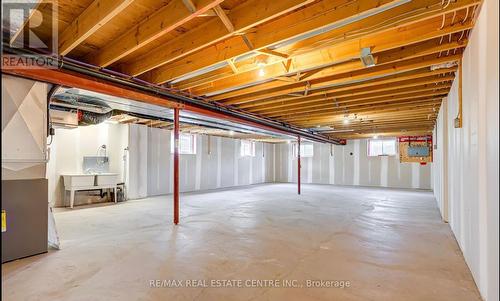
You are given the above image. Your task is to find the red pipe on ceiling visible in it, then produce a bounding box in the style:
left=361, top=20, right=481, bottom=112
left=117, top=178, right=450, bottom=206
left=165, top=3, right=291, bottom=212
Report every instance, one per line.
left=2, top=67, right=345, bottom=144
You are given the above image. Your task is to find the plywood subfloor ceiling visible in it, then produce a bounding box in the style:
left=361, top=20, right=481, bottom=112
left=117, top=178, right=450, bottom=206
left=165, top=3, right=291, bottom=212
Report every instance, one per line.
left=17, top=0, right=481, bottom=139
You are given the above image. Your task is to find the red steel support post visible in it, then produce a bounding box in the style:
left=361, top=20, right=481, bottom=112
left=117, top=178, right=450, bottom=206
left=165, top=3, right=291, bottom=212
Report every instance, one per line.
left=173, top=108, right=180, bottom=225
left=298, top=135, right=301, bottom=195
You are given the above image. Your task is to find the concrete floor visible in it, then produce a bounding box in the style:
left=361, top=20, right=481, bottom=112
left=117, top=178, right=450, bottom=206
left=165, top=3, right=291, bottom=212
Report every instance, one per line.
left=2, top=184, right=481, bottom=301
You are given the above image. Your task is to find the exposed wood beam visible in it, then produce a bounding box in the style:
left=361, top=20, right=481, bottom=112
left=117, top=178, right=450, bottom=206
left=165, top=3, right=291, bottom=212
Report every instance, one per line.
left=147, top=0, right=478, bottom=85
left=317, top=120, right=438, bottom=128
left=182, top=0, right=197, bottom=13
left=262, top=95, right=445, bottom=117
left=281, top=107, right=441, bottom=126
left=294, top=117, right=438, bottom=128
left=284, top=108, right=440, bottom=125
left=180, top=17, right=470, bottom=91
left=257, top=49, right=289, bottom=59
left=282, top=59, right=292, bottom=73
left=289, top=111, right=439, bottom=123
left=241, top=68, right=455, bottom=109
left=227, top=59, right=239, bottom=73
left=88, top=0, right=224, bottom=67
left=299, top=68, right=324, bottom=81
left=272, top=96, right=448, bottom=122
left=278, top=90, right=449, bottom=120
left=268, top=98, right=443, bottom=118
left=219, top=52, right=462, bottom=105
left=119, top=115, right=139, bottom=123
left=274, top=76, right=298, bottom=83
left=213, top=38, right=465, bottom=103
left=241, top=34, right=255, bottom=50
left=331, top=129, right=434, bottom=138
left=197, top=9, right=229, bottom=17
left=330, top=119, right=438, bottom=126
left=123, top=0, right=313, bottom=76
left=249, top=75, right=454, bottom=113
left=213, top=5, right=234, bottom=32
left=143, top=0, right=402, bottom=82
left=59, top=0, right=135, bottom=56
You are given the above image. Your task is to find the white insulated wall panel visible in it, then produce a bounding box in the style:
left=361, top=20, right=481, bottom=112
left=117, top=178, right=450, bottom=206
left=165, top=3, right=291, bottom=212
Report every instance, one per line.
left=276, top=140, right=431, bottom=189
left=128, top=124, right=148, bottom=199
left=432, top=0, right=498, bottom=299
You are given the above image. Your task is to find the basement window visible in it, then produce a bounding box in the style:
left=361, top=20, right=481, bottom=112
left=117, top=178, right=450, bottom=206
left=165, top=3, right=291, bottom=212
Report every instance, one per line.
left=367, top=139, right=397, bottom=156
left=240, top=140, right=255, bottom=157
left=293, top=143, right=314, bottom=157
left=171, top=133, right=197, bottom=155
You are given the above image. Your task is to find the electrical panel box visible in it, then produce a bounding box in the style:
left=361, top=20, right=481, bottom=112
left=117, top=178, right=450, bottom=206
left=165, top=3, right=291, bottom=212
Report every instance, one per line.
left=398, top=135, right=433, bottom=163
left=408, top=146, right=430, bottom=157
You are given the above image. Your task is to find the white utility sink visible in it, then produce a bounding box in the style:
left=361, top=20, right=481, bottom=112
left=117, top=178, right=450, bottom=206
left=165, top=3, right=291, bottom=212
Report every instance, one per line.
left=61, top=173, right=119, bottom=208
left=62, top=174, right=95, bottom=188
left=96, top=173, right=118, bottom=185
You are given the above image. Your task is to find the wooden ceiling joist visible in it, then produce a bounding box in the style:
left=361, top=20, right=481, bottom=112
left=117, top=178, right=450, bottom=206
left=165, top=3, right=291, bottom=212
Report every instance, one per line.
left=20, top=0, right=482, bottom=139
left=144, top=0, right=403, bottom=83
left=247, top=75, right=454, bottom=113
left=218, top=52, right=462, bottom=105
left=276, top=93, right=447, bottom=121
left=123, top=0, right=313, bottom=76
left=295, top=117, right=438, bottom=129
left=262, top=96, right=444, bottom=118
left=182, top=14, right=472, bottom=93
left=59, top=0, right=136, bottom=55
left=240, top=68, right=456, bottom=109
left=149, top=0, right=478, bottom=86
left=270, top=98, right=441, bottom=118
left=213, top=4, right=234, bottom=32
left=87, top=0, right=224, bottom=67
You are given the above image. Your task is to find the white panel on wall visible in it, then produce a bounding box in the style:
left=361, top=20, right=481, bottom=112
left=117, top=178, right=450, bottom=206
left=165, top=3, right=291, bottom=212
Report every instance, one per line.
left=200, top=135, right=218, bottom=190
left=276, top=139, right=431, bottom=190
left=126, top=127, right=276, bottom=195
left=147, top=127, right=169, bottom=196
left=128, top=124, right=148, bottom=199
left=432, top=0, right=499, bottom=299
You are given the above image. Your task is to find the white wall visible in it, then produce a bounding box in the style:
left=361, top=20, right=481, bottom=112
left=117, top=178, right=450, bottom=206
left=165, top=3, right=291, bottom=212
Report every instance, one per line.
left=275, top=139, right=432, bottom=189
left=47, top=123, right=129, bottom=207
left=48, top=125, right=433, bottom=206
left=432, top=0, right=499, bottom=300
left=127, top=124, right=276, bottom=199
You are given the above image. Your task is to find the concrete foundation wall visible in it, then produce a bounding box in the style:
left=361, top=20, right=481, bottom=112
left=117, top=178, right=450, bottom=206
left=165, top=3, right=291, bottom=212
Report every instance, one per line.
left=275, top=139, right=432, bottom=189
left=432, top=0, right=499, bottom=299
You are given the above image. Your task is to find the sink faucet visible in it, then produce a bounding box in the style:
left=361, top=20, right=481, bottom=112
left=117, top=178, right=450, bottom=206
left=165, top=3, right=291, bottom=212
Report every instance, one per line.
left=85, top=168, right=98, bottom=174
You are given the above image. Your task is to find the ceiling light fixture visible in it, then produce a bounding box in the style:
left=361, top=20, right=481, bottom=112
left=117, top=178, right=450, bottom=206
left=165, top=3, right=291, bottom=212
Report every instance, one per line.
left=258, top=68, right=265, bottom=77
